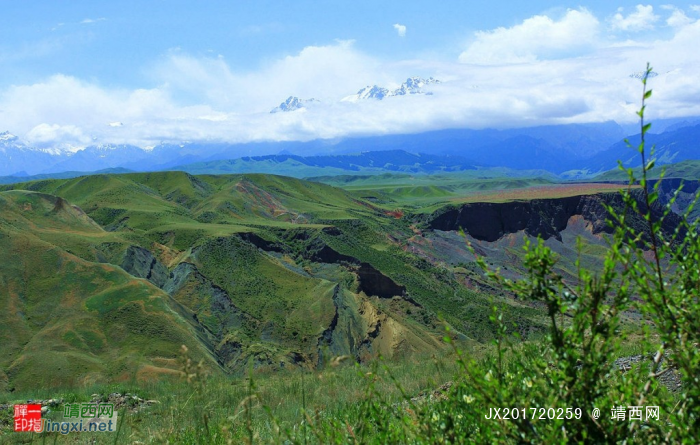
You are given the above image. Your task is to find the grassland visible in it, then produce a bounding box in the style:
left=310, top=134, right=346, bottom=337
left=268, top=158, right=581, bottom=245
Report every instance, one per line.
left=0, top=167, right=690, bottom=443
left=449, top=182, right=637, bottom=204
left=311, top=173, right=631, bottom=214
left=0, top=172, right=484, bottom=390
left=0, top=191, right=218, bottom=391
left=0, top=350, right=464, bottom=443
left=0, top=328, right=662, bottom=444
left=0, top=170, right=651, bottom=442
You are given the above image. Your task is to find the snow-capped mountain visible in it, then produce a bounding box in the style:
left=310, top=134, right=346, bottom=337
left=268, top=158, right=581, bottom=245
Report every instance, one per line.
left=270, top=96, right=319, bottom=113
left=1, top=131, right=87, bottom=156
left=393, top=77, right=440, bottom=96
left=343, top=77, right=440, bottom=102
left=0, top=131, right=28, bottom=151
left=0, top=131, right=19, bottom=143
left=353, top=85, right=392, bottom=101
left=42, top=144, right=151, bottom=173
left=0, top=131, right=58, bottom=176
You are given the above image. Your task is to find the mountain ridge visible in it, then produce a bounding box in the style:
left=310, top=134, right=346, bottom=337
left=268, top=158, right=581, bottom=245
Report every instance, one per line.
left=270, top=96, right=320, bottom=113
left=0, top=120, right=697, bottom=177
left=343, top=76, right=440, bottom=102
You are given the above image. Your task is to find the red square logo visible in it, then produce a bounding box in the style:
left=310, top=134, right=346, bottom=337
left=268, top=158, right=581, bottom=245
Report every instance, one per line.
left=14, top=404, right=42, bottom=432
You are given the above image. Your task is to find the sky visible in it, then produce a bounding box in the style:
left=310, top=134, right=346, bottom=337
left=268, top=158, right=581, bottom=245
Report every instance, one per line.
left=1, top=1, right=700, bottom=150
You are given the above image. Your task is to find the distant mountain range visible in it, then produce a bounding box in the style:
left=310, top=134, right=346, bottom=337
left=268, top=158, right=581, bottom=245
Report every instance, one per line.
left=268, top=77, right=440, bottom=111
left=176, top=150, right=476, bottom=178
left=0, top=167, right=134, bottom=185
left=342, top=77, right=440, bottom=102
left=582, top=124, right=700, bottom=173
left=0, top=120, right=698, bottom=179
left=268, top=76, right=440, bottom=112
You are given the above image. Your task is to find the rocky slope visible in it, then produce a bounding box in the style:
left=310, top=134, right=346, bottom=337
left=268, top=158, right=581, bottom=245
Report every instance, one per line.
left=426, top=191, right=681, bottom=243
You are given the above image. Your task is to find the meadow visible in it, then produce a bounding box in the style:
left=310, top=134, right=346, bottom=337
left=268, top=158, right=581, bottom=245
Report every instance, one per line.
left=1, top=167, right=692, bottom=443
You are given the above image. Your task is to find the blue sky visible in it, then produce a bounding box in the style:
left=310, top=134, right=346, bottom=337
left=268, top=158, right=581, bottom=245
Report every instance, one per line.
left=2, top=1, right=700, bottom=149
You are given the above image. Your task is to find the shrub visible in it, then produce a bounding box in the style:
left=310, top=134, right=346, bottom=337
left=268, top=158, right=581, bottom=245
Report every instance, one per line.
left=422, top=64, right=700, bottom=444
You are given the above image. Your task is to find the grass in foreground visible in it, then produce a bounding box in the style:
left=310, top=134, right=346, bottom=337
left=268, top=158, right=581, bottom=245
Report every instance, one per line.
left=0, top=351, right=464, bottom=444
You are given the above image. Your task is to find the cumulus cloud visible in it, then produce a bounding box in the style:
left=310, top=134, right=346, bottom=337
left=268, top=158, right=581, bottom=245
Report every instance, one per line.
left=458, top=9, right=599, bottom=65
left=0, top=42, right=397, bottom=148
left=150, top=41, right=391, bottom=111
left=1, top=11, right=699, bottom=151
left=610, top=5, right=659, bottom=31
left=662, top=6, right=694, bottom=27
left=0, top=74, right=182, bottom=148
left=26, top=123, right=90, bottom=148
left=393, top=23, right=406, bottom=37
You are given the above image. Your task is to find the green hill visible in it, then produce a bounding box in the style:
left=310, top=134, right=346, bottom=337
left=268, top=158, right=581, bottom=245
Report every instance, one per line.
left=0, top=173, right=487, bottom=390
left=3, top=171, right=641, bottom=391
left=0, top=191, right=217, bottom=390
left=309, top=173, right=558, bottom=212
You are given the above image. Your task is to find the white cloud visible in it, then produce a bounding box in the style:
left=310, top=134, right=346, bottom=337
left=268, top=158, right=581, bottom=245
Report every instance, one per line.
left=152, top=41, right=388, bottom=110
left=0, top=42, right=396, bottom=148
left=393, top=23, right=406, bottom=37
left=1, top=11, right=699, bottom=151
left=458, top=9, right=599, bottom=65
left=662, top=6, right=694, bottom=27
left=26, top=123, right=90, bottom=149
left=80, top=17, right=106, bottom=24
left=610, top=5, right=659, bottom=31
left=0, top=75, right=179, bottom=148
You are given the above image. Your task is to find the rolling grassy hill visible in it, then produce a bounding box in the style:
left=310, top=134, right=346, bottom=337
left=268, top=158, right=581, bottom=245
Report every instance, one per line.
left=176, top=150, right=477, bottom=178
left=309, top=173, right=625, bottom=214
left=0, top=168, right=134, bottom=185
left=1, top=171, right=643, bottom=391
left=0, top=173, right=477, bottom=389
left=0, top=191, right=217, bottom=391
